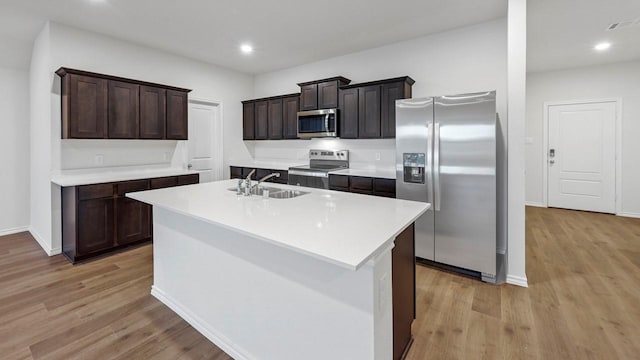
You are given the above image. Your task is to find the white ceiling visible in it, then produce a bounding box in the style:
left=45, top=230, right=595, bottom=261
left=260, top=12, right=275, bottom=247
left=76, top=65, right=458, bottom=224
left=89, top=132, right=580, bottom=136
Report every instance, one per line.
left=0, top=0, right=507, bottom=74
left=527, top=0, right=640, bottom=73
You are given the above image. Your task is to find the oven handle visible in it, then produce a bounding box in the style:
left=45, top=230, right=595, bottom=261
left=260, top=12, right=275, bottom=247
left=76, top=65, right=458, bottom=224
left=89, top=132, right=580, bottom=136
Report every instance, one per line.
left=288, top=169, right=329, bottom=178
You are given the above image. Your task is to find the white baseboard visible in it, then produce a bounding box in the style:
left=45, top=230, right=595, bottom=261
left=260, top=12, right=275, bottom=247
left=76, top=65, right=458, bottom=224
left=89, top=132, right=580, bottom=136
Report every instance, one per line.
left=617, top=212, right=640, bottom=219
left=0, top=226, right=29, bottom=237
left=525, top=201, right=546, bottom=208
left=506, top=274, right=528, bottom=287
left=28, top=227, right=62, bottom=256
left=151, top=286, right=253, bottom=360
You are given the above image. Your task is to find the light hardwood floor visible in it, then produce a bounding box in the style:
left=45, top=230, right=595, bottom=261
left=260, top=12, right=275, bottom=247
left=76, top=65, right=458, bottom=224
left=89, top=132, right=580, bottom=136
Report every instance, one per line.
left=1, top=206, right=639, bottom=359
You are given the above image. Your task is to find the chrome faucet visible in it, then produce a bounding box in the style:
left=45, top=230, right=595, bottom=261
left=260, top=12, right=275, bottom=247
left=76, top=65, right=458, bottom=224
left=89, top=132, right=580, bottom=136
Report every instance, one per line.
left=244, top=169, right=256, bottom=196
left=252, top=172, right=281, bottom=190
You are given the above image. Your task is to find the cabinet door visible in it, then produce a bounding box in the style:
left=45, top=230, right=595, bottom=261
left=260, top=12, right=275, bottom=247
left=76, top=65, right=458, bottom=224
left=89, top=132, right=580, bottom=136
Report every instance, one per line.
left=108, top=81, right=139, bottom=139
left=282, top=95, right=300, bottom=139
left=77, top=198, right=114, bottom=255
left=381, top=81, right=409, bottom=138
left=300, top=84, right=318, bottom=111
left=116, top=197, right=151, bottom=245
left=243, top=102, right=255, bottom=140
left=166, top=90, right=188, bottom=140
left=358, top=85, right=382, bottom=138
left=392, top=223, right=415, bottom=360
left=268, top=98, right=283, bottom=140
left=317, top=80, right=339, bottom=109
left=139, top=86, right=166, bottom=139
left=67, top=74, right=108, bottom=139
left=254, top=101, right=269, bottom=140
left=339, top=88, right=359, bottom=139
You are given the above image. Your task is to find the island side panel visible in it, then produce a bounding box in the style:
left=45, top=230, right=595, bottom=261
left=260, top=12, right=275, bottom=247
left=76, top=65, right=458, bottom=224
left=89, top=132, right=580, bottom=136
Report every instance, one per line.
left=150, top=207, right=393, bottom=360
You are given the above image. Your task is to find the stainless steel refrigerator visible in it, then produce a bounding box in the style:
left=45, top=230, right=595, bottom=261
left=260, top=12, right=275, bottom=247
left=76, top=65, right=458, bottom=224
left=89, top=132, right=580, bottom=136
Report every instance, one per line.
left=395, top=91, right=502, bottom=283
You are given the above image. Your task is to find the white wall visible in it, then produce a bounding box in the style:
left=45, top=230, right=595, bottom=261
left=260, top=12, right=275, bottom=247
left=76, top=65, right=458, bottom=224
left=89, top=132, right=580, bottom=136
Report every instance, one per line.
left=29, top=22, right=53, bottom=251
left=252, top=18, right=524, bottom=282
left=526, top=60, right=640, bottom=217
left=506, top=0, right=527, bottom=286
left=251, top=19, right=508, bottom=169
left=29, top=22, right=254, bottom=254
left=0, top=66, right=30, bottom=235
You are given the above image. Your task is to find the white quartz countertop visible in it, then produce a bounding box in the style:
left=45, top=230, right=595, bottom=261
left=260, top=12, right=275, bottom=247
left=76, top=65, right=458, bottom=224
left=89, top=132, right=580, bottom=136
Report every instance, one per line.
left=128, top=179, right=428, bottom=270
left=329, top=167, right=396, bottom=179
left=51, top=167, right=199, bottom=187
left=229, top=160, right=397, bottom=179
left=228, top=160, right=305, bottom=171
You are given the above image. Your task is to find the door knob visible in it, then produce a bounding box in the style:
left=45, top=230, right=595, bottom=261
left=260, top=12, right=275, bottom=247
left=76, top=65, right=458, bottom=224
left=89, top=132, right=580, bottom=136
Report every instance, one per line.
left=549, top=160, right=555, bottom=165
left=188, top=163, right=193, bottom=169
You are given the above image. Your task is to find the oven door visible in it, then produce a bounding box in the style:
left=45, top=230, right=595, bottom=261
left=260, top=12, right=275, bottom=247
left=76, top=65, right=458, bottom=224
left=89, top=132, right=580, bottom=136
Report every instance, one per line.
left=288, top=170, right=329, bottom=189
left=297, top=109, right=338, bottom=139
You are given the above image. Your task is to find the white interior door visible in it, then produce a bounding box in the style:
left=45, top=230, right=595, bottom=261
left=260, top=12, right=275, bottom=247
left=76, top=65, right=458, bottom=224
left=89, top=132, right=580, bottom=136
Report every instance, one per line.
left=187, top=100, right=223, bottom=183
left=547, top=101, right=616, bottom=213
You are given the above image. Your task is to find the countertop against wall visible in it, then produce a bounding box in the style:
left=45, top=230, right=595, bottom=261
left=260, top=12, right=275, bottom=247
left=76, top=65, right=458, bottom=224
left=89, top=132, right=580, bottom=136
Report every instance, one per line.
left=51, top=167, right=199, bottom=187
left=229, top=159, right=397, bottom=179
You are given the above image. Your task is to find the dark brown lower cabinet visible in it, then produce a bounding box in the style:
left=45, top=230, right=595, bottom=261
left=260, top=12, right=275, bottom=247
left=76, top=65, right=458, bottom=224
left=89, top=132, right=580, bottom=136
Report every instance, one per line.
left=328, top=174, right=396, bottom=198
left=116, top=197, right=151, bottom=245
left=76, top=198, right=114, bottom=255
left=62, top=174, right=199, bottom=263
left=392, top=223, right=416, bottom=360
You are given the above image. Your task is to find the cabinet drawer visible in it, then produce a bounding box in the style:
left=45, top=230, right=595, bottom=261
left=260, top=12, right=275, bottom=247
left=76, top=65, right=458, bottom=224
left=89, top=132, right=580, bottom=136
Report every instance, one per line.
left=178, top=174, right=200, bottom=185
left=374, top=178, right=396, bottom=194
left=150, top=176, right=178, bottom=189
left=78, top=183, right=114, bottom=200
left=350, top=188, right=374, bottom=195
left=329, top=175, right=349, bottom=189
left=117, top=179, right=150, bottom=196
left=349, top=176, right=373, bottom=191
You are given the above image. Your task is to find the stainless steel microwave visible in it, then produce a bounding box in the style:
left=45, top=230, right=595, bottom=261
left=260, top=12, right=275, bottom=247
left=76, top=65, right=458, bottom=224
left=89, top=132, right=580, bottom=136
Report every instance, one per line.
left=297, top=109, right=338, bottom=139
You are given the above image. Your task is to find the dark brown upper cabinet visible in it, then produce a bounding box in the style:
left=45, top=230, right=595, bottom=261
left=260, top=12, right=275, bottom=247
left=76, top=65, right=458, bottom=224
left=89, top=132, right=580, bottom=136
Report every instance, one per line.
left=242, top=101, right=255, bottom=140
left=241, top=76, right=412, bottom=140
left=339, top=87, right=359, bottom=139
left=317, top=80, right=341, bottom=109
left=381, top=80, right=413, bottom=138
left=108, top=80, right=139, bottom=139
left=62, top=73, right=108, bottom=139
left=358, top=85, right=382, bottom=138
left=56, top=67, right=191, bottom=140
left=268, top=98, right=283, bottom=140
left=339, top=76, right=414, bottom=140
left=242, top=93, right=299, bottom=141
left=254, top=100, right=269, bottom=140
left=166, top=89, right=188, bottom=140
left=297, top=77, right=351, bottom=111
left=282, top=94, right=300, bottom=139
left=299, top=84, right=318, bottom=111
left=139, top=86, right=166, bottom=139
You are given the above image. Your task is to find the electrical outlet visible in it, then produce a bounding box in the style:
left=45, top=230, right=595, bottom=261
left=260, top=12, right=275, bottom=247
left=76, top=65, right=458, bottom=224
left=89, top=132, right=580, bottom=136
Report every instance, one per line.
left=163, top=152, right=170, bottom=161
left=375, top=152, right=381, bottom=161
left=94, top=154, right=104, bottom=166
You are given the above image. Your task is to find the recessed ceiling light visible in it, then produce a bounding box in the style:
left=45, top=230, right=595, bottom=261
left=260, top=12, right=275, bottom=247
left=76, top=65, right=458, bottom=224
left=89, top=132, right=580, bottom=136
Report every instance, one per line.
left=594, top=42, right=611, bottom=51
left=240, top=44, right=253, bottom=54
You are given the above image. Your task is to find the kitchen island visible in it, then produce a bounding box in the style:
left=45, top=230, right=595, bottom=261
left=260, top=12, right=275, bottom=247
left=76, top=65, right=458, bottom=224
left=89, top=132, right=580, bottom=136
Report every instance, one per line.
left=128, top=180, right=428, bottom=360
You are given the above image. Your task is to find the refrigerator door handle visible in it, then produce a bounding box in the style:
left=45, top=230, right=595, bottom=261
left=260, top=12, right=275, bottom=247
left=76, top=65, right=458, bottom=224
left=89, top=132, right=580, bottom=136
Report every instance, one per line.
left=427, top=124, right=434, bottom=204
left=434, top=123, right=441, bottom=211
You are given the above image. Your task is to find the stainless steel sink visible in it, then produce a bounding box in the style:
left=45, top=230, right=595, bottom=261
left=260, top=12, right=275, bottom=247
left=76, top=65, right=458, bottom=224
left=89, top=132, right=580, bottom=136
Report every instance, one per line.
left=228, top=186, right=309, bottom=199
left=227, top=186, right=281, bottom=196
left=268, top=190, right=310, bottom=199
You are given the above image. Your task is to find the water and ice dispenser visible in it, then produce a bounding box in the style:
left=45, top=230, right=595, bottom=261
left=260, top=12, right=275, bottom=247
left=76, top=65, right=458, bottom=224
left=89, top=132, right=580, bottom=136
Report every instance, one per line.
left=403, top=153, right=426, bottom=184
